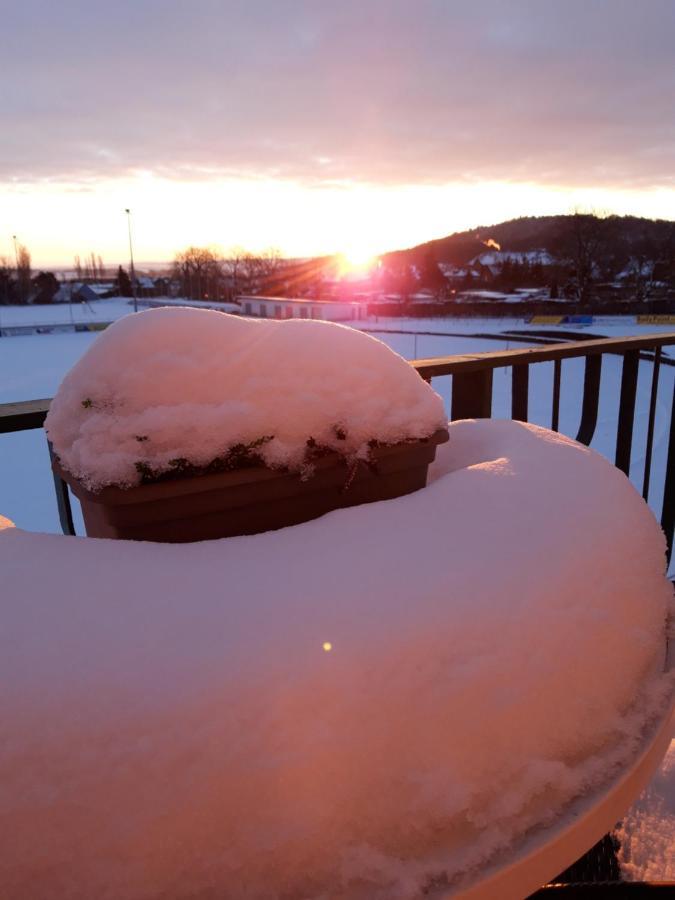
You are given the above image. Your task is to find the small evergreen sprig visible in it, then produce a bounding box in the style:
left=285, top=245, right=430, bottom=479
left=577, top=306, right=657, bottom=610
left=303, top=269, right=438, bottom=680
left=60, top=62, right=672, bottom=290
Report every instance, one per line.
left=133, top=435, right=274, bottom=484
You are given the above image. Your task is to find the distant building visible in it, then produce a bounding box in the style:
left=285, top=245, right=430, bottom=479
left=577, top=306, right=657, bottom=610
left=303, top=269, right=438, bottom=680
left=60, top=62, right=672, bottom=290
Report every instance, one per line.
left=440, top=263, right=481, bottom=283
left=134, top=298, right=241, bottom=316
left=72, top=284, right=101, bottom=304
left=152, top=276, right=172, bottom=297
left=239, top=295, right=367, bottom=321
left=468, top=249, right=556, bottom=278
left=53, top=282, right=117, bottom=302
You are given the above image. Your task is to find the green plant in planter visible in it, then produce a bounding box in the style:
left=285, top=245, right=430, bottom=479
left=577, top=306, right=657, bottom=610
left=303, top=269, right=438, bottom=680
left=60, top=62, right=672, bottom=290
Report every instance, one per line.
left=133, top=435, right=275, bottom=485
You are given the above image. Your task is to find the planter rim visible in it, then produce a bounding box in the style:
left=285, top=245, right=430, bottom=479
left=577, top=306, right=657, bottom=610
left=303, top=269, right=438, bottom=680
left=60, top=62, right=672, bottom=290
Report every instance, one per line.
left=53, top=427, right=449, bottom=506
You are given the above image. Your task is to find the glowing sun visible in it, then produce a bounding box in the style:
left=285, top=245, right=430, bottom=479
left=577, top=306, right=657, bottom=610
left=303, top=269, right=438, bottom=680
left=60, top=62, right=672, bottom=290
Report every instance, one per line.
left=337, top=247, right=379, bottom=276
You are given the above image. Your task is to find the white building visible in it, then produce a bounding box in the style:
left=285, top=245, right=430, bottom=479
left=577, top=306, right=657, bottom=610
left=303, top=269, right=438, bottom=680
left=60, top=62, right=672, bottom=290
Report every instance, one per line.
left=238, top=295, right=368, bottom=321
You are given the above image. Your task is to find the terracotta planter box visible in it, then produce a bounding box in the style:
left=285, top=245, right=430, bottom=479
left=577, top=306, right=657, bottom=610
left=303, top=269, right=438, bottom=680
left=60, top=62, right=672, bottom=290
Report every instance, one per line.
left=52, top=428, right=449, bottom=543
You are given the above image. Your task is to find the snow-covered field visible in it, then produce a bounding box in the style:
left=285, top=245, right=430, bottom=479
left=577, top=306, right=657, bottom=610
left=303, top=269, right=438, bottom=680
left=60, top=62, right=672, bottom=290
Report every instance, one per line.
left=1, top=300, right=673, bottom=884
left=0, top=297, right=133, bottom=329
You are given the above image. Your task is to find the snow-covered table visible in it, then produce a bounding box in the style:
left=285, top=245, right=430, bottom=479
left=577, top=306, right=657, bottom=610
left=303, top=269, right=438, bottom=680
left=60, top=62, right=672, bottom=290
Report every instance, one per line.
left=1, top=420, right=673, bottom=900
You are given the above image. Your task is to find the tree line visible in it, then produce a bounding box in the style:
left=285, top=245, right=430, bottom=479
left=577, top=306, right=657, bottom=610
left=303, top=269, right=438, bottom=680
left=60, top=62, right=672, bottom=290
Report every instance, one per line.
left=171, top=246, right=282, bottom=300
left=399, top=213, right=675, bottom=304
left=0, top=242, right=284, bottom=305
left=0, top=243, right=114, bottom=305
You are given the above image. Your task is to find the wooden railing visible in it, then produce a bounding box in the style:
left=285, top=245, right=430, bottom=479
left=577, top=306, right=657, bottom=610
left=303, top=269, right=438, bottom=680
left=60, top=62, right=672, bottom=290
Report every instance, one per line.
left=2, top=331, right=675, bottom=559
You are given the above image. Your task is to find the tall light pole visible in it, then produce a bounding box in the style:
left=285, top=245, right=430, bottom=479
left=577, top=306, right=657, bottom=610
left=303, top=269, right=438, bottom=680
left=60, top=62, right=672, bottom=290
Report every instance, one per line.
left=12, top=234, right=19, bottom=270
left=12, top=235, right=21, bottom=304
left=125, top=209, right=138, bottom=313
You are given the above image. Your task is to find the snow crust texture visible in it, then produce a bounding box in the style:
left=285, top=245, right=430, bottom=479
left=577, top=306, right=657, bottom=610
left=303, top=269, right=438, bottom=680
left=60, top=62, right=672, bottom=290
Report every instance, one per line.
left=1, top=420, right=673, bottom=899
left=44, top=308, right=446, bottom=488
left=616, top=738, right=675, bottom=879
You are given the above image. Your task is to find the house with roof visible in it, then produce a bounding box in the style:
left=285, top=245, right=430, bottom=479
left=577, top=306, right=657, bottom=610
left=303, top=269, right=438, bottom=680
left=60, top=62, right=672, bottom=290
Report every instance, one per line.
left=468, top=249, right=556, bottom=279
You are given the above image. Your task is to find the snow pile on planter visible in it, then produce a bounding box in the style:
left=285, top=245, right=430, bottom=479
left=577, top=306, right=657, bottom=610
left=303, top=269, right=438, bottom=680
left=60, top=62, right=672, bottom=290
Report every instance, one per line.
left=44, top=307, right=446, bottom=488
left=1, top=420, right=673, bottom=900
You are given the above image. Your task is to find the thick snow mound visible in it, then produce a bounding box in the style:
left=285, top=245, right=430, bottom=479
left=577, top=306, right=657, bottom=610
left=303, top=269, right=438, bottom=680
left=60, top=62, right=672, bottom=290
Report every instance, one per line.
left=1, top=421, right=673, bottom=899
left=44, top=307, right=446, bottom=488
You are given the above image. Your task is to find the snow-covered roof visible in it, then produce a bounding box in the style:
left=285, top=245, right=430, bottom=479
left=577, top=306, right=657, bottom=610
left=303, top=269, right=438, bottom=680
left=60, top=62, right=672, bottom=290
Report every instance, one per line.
left=616, top=259, right=655, bottom=280
left=51, top=286, right=71, bottom=303
left=439, top=263, right=464, bottom=276
left=239, top=295, right=366, bottom=307
left=72, top=284, right=101, bottom=302
left=470, top=249, right=556, bottom=268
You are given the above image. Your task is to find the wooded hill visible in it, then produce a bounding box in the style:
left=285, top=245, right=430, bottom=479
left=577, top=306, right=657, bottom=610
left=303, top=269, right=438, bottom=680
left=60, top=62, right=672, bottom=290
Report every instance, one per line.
left=385, top=214, right=675, bottom=270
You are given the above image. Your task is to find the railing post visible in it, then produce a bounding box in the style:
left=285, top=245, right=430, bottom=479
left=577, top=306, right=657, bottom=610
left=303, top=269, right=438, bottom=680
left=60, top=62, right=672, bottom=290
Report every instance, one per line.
left=512, top=365, right=529, bottom=422
left=451, top=369, right=493, bottom=420
left=661, top=383, right=675, bottom=565
left=576, top=355, right=603, bottom=446
left=642, top=347, right=662, bottom=501
left=551, top=359, right=562, bottom=432
left=615, top=350, right=640, bottom=475
left=47, top=442, right=76, bottom=537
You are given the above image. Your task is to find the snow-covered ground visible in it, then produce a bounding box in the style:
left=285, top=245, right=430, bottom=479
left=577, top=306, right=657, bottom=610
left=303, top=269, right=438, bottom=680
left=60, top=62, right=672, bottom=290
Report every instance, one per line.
left=0, top=297, right=133, bottom=328
left=1, top=300, right=674, bottom=883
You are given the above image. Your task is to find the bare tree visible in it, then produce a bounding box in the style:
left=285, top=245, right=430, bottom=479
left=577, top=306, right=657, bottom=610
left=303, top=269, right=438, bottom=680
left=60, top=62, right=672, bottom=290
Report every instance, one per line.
left=0, top=256, right=13, bottom=304
left=16, top=242, right=32, bottom=304
left=85, top=251, right=99, bottom=282
left=562, top=211, right=609, bottom=304
left=74, top=255, right=83, bottom=281
left=173, top=246, right=222, bottom=300
left=172, top=246, right=283, bottom=301
left=625, top=223, right=675, bottom=301
left=222, top=247, right=282, bottom=296
left=382, top=259, right=418, bottom=307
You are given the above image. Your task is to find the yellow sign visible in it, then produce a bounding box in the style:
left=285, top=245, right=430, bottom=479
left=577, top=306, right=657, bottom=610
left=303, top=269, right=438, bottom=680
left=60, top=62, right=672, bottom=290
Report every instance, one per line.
left=530, top=316, right=565, bottom=325
left=637, top=315, right=675, bottom=325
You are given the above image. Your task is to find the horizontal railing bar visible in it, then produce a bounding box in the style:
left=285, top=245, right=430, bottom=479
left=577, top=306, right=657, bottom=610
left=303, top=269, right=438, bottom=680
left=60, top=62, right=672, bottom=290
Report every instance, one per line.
left=412, top=332, right=675, bottom=379
left=0, top=398, right=51, bottom=433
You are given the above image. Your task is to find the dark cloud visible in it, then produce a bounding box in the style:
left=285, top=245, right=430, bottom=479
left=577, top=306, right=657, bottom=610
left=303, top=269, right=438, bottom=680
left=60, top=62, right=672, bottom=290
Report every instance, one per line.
left=2, top=0, right=674, bottom=188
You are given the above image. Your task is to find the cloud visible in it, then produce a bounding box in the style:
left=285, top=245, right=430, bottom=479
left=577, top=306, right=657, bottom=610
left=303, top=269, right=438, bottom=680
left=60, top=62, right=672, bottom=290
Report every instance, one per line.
left=2, top=0, right=675, bottom=189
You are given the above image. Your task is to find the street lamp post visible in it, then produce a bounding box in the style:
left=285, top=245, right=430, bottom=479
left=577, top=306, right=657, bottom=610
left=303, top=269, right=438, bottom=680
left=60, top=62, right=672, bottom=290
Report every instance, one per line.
left=12, top=234, right=22, bottom=304
left=125, top=209, right=138, bottom=313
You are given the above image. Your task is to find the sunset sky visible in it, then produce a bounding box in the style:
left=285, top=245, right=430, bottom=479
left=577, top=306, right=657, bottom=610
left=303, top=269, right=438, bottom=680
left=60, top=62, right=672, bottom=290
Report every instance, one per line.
left=2, top=0, right=674, bottom=268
